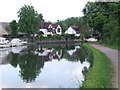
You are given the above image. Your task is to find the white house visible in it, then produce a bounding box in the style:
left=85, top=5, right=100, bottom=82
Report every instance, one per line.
left=39, top=22, right=62, bottom=37
left=65, top=26, right=80, bottom=37
left=65, top=27, right=76, bottom=35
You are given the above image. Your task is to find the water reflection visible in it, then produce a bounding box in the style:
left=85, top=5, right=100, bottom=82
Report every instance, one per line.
left=0, top=44, right=93, bottom=88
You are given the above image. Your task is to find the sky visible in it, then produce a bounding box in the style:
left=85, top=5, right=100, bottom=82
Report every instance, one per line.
left=0, top=0, right=95, bottom=22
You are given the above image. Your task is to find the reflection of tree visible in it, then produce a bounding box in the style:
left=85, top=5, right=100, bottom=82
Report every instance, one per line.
left=9, top=44, right=93, bottom=83
left=61, top=45, right=94, bottom=65
left=61, top=46, right=86, bottom=62
left=18, top=52, right=44, bottom=83
left=65, top=45, right=75, bottom=50
left=83, top=46, right=94, bottom=67
left=10, top=49, right=44, bottom=83
left=10, top=53, right=19, bottom=68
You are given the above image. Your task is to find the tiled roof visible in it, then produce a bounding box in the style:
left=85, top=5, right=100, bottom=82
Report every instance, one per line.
left=71, top=26, right=78, bottom=31
left=52, top=24, right=59, bottom=29
left=40, top=22, right=52, bottom=29
left=40, top=22, right=60, bottom=29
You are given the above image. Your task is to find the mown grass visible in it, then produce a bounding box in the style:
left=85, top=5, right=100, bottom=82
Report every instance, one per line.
left=82, top=43, right=114, bottom=88
left=100, top=43, right=119, bottom=50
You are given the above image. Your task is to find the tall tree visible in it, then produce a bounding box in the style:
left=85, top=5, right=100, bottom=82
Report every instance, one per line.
left=82, top=2, right=120, bottom=44
left=38, top=13, right=45, bottom=29
left=17, top=5, right=40, bottom=42
left=9, top=20, right=18, bottom=36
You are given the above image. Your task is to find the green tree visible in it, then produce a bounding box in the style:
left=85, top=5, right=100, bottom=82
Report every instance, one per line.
left=18, top=5, right=40, bottom=42
left=57, top=17, right=91, bottom=38
left=9, top=20, right=18, bottom=36
left=38, top=14, right=44, bottom=26
left=82, top=2, right=120, bottom=45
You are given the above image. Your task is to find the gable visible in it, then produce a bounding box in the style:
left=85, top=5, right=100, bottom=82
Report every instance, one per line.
left=65, top=27, right=76, bottom=34
left=48, top=24, right=53, bottom=28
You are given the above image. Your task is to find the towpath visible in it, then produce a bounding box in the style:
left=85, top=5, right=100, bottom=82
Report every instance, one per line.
left=90, top=43, right=119, bottom=89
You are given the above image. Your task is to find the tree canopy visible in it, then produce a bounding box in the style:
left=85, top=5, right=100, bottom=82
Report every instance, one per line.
left=9, top=20, right=18, bottom=36
left=83, top=2, right=120, bottom=45
left=17, top=5, right=41, bottom=37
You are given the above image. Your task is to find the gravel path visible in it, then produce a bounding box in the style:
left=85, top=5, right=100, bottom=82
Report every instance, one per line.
left=90, top=43, right=119, bottom=88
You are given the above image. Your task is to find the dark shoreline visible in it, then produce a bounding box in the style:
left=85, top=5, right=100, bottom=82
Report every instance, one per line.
left=37, top=40, right=85, bottom=44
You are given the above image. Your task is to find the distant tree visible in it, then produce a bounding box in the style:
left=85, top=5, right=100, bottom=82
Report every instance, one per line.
left=38, top=14, right=44, bottom=26
left=9, top=20, right=18, bottom=36
left=17, top=5, right=40, bottom=42
left=57, top=17, right=91, bottom=37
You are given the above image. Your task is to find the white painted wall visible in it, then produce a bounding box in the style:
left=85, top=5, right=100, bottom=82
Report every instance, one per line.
left=55, top=25, right=62, bottom=35
left=65, top=27, right=76, bottom=35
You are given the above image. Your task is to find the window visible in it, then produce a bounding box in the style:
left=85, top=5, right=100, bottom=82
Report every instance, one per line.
left=57, top=28, right=60, bottom=32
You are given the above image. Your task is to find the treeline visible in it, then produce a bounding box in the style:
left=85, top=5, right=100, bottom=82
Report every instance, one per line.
left=57, top=17, right=92, bottom=38
left=57, top=2, right=120, bottom=45
left=9, top=3, right=119, bottom=45
left=83, top=2, right=120, bottom=45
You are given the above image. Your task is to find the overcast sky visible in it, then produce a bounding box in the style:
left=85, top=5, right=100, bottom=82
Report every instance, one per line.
left=0, top=0, right=95, bottom=22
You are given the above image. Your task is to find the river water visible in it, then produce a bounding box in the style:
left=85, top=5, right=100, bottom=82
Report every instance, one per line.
left=0, top=44, right=93, bottom=88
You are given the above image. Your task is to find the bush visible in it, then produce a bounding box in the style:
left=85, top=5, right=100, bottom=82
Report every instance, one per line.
left=53, top=34, right=62, bottom=40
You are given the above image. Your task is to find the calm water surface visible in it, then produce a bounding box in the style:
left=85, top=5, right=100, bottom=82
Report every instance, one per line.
left=0, top=44, right=93, bottom=88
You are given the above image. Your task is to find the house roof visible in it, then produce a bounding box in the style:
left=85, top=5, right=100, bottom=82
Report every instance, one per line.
left=40, top=22, right=52, bottom=29
left=52, top=24, right=59, bottom=29
left=0, top=22, right=10, bottom=35
left=71, top=26, right=78, bottom=31
left=40, top=22, right=60, bottom=29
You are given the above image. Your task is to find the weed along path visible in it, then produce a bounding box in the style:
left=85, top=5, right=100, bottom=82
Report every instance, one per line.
left=90, top=43, right=119, bottom=88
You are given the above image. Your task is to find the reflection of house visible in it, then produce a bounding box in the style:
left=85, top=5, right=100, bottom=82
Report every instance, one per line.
left=0, top=48, right=11, bottom=65
left=39, top=22, right=62, bottom=37
left=0, top=22, right=10, bottom=36
left=65, top=26, right=80, bottom=37
left=67, top=45, right=80, bottom=56
left=34, top=48, right=62, bottom=61
left=0, top=46, right=27, bottom=65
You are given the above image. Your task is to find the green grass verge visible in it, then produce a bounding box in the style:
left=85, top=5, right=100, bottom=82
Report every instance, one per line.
left=82, top=43, right=114, bottom=88
left=100, top=43, right=119, bottom=50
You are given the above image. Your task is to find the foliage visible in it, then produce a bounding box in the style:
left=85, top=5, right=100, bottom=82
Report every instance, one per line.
left=17, top=5, right=41, bottom=41
left=64, top=34, right=76, bottom=40
left=53, top=34, right=62, bottom=40
left=57, top=17, right=92, bottom=38
left=10, top=49, right=44, bottom=83
left=83, top=2, right=120, bottom=45
left=9, top=20, right=18, bottom=36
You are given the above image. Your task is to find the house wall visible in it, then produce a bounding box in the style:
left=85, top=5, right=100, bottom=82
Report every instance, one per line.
left=40, top=24, right=62, bottom=37
left=55, top=25, right=62, bottom=35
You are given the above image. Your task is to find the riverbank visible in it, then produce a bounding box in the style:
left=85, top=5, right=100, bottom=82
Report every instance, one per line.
left=82, top=43, right=114, bottom=88
left=37, top=40, right=84, bottom=44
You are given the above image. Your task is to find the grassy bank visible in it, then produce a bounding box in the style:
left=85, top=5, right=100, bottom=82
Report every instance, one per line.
left=100, top=43, right=119, bottom=50
left=82, top=43, right=114, bottom=88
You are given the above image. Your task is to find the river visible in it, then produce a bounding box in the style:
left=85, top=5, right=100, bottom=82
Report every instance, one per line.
left=0, top=43, right=93, bottom=88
